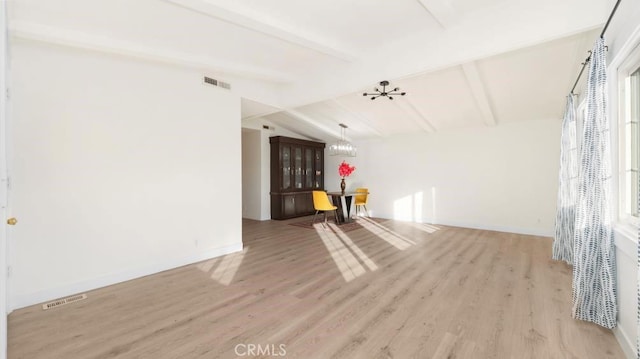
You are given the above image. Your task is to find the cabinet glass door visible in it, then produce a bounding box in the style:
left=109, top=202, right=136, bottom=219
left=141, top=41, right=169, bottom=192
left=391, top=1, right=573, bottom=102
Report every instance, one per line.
left=294, top=147, right=303, bottom=189
left=305, top=148, right=313, bottom=188
left=314, top=149, right=323, bottom=188
left=282, top=146, right=291, bottom=190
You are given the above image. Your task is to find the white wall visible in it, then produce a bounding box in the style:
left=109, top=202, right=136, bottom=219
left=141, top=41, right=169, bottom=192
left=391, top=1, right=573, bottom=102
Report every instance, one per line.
left=8, top=39, right=242, bottom=310
left=612, top=226, right=637, bottom=359
left=1, top=3, right=8, bottom=359
left=241, top=118, right=315, bottom=220
left=326, top=119, right=560, bottom=236
left=259, top=128, right=274, bottom=220
left=242, top=128, right=261, bottom=220
left=605, top=1, right=640, bottom=357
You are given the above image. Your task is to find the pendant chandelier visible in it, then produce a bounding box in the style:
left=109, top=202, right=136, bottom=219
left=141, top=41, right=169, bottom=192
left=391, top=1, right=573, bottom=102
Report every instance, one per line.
left=328, top=123, right=357, bottom=157
left=363, top=80, right=406, bottom=100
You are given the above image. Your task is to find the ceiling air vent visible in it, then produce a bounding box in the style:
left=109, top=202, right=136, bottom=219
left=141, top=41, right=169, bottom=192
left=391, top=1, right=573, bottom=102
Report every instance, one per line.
left=203, top=76, right=231, bottom=90
left=42, top=293, right=87, bottom=310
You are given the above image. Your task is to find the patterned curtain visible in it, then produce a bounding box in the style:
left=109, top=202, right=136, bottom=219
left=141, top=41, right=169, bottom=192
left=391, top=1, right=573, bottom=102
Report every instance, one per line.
left=553, top=95, right=578, bottom=264
left=572, top=37, right=617, bottom=329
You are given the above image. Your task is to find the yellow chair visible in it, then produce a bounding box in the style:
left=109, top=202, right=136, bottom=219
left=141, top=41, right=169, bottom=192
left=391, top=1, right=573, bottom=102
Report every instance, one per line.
left=354, top=188, right=369, bottom=217
left=312, top=191, right=338, bottom=225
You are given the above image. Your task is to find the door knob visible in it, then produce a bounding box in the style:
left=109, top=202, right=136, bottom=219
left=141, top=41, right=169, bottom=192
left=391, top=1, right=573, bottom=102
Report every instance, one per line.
left=7, top=218, right=17, bottom=225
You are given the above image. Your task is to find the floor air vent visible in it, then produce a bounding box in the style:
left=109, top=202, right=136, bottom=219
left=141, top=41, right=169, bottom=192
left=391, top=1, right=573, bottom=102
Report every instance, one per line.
left=203, top=76, right=231, bottom=90
left=42, top=294, right=87, bottom=310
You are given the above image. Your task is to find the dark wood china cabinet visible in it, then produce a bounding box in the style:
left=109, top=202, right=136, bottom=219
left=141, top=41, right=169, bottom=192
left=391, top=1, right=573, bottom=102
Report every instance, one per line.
left=269, top=136, right=325, bottom=219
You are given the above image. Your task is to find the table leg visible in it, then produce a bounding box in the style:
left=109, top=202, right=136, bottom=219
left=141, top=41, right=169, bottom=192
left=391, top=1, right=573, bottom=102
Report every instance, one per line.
left=330, top=195, right=355, bottom=224
left=330, top=195, right=346, bottom=224
left=344, top=196, right=353, bottom=221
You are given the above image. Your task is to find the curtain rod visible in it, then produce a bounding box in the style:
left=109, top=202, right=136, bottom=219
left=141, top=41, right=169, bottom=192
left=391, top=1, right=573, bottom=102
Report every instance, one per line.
left=570, top=0, right=622, bottom=94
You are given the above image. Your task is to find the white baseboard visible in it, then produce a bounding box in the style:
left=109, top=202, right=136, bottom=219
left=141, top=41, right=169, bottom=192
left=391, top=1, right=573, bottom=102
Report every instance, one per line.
left=370, top=213, right=554, bottom=237
left=613, top=324, right=636, bottom=359
left=9, top=242, right=243, bottom=311
left=429, top=219, right=553, bottom=237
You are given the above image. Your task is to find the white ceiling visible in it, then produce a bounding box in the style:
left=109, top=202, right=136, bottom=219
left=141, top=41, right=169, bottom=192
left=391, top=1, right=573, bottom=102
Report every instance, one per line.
left=8, top=0, right=615, bottom=142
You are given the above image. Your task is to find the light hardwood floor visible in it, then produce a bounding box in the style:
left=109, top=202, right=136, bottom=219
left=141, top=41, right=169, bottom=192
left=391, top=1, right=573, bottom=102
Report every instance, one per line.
left=8, top=217, right=625, bottom=358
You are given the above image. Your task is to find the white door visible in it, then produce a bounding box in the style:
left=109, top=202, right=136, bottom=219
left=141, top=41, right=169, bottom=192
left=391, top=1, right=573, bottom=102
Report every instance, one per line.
left=0, top=2, right=9, bottom=359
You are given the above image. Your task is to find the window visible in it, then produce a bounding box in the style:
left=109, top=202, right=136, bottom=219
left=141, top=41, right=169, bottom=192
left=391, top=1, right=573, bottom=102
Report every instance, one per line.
left=617, top=44, right=640, bottom=224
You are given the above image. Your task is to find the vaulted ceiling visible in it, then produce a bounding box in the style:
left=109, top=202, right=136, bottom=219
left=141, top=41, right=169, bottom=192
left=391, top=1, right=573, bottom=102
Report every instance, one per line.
left=8, top=0, right=614, bottom=142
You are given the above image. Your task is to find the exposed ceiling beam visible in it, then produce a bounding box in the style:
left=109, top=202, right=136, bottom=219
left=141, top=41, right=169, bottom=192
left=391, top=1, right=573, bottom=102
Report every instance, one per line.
left=393, top=99, right=436, bottom=133
left=283, top=109, right=344, bottom=140
left=415, top=0, right=456, bottom=29
left=10, top=21, right=294, bottom=83
left=330, top=99, right=385, bottom=137
left=461, top=62, right=497, bottom=126
left=164, top=0, right=356, bottom=62
left=264, top=116, right=322, bottom=142
left=241, top=111, right=280, bottom=122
